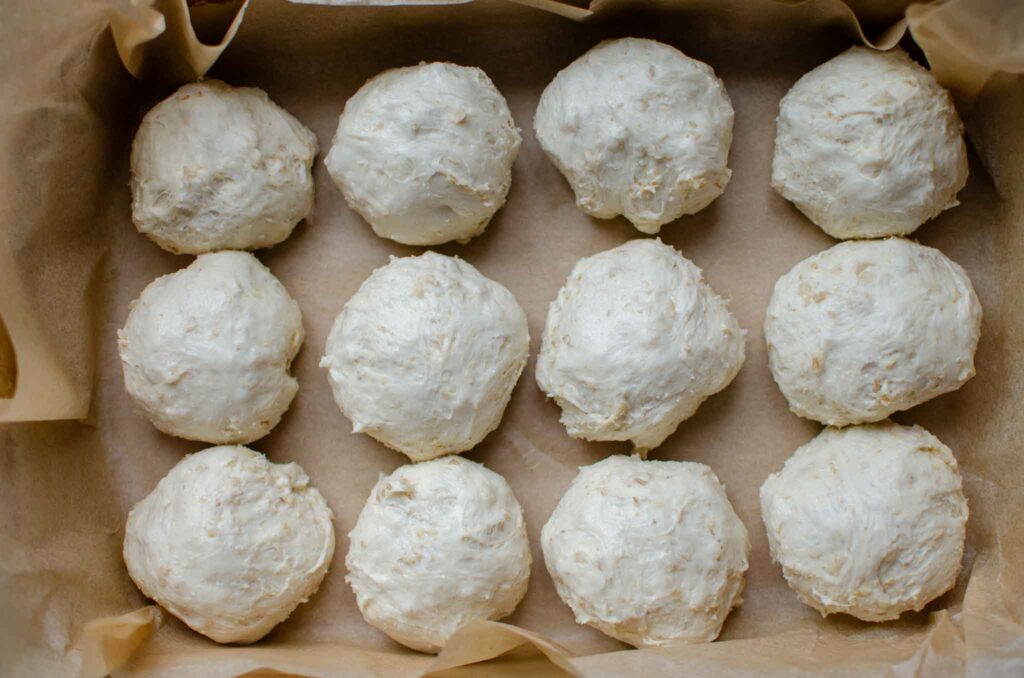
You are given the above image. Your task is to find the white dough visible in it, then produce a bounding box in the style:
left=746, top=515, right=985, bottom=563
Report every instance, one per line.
left=321, top=252, right=529, bottom=461
left=131, top=79, right=317, bottom=254
left=123, top=446, right=335, bottom=643
left=325, top=62, right=521, bottom=246
left=346, top=455, right=531, bottom=653
left=536, top=239, right=744, bottom=452
left=542, top=455, right=749, bottom=647
left=760, top=422, right=968, bottom=621
left=772, top=47, right=968, bottom=239
left=119, top=251, right=304, bottom=444
left=765, top=238, right=981, bottom=426
left=534, top=38, right=733, bottom=234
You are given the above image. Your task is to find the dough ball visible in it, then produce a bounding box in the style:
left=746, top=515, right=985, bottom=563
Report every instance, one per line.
left=325, top=62, right=521, bottom=246
left=119, top=251, right=304, bottom=444
left=760, top=422, right=968, bottom=621
left=123, top=445, right=335, bottom=643
left=131, top=79, right=317, bottom=254
left=772, top=47, right=967, bottom=239
left=765, top=238, right=981, bottom=426
left=346, top=455, right=531, bottom=653
left=534, top=38, right=733, bottom=234
left=321, top=252, right=529, bottom=461
left=542, top=455, right=749, bottom=647
left=536, top=239, right=744, bottom=451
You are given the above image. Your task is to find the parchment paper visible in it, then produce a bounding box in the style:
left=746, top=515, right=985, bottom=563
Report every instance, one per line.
left=1, top=0, right=1022, bottom=676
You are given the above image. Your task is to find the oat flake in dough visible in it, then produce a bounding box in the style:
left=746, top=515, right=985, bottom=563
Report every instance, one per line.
left=760, top=422, right=968, bottom=621
left=123, top=445, right=335, bottom=644
left=346, top=455, right=531, bottom=653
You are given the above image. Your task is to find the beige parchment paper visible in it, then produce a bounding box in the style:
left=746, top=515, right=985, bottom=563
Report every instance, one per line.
left=1, top=0, right=1022, bottom=676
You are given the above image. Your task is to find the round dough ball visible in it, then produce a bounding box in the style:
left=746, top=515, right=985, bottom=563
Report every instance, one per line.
left=760, top=422, right=968, bottom=621
left=536, top=238, right=744, bottom=451
left=542, top=455, right=749, bottom=647
left=321, top=252, right=529, bottom=461
left=123, top=445, right=335, bottom=643
left=119, top=251, right=304, bottom=444
left=346, top=455, right=531, bottom=653
left=772, top=47, right=968, bottom=239
left=534, top=38, right=733, bottom=234
left=765, top=238, right=981, bottom=426
left=131, top=79, right=318, bottom=254
left=325, top=62, right=521, bottom=246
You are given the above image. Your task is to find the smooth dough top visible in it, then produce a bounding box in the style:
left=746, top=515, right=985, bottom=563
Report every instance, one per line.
left=346, top=455, right=531, bottom=653
left=119, top=251, right=304, bottom=444
left=760, top=422, right=968, bottom=621
left=325, top=62, right=521, bottom=246
left=321, top=252, right=529, bottom=461
left=536, top=238, right=745, bottom=451
left=764, top=238, right=981, bottom=426
left=542, top=454, right=749, bottom=647
left=131, top=79, right=318, bottom=254
left=772, top=47, right=967, bottom=239
left=534, top=38, right=733, bottom=234
left=123, top=446, right=336, bottom=643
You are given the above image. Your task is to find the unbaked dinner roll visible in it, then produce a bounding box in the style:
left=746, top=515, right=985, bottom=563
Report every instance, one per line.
left=325, top=62, right=520, bottom=246
left=772, top=47, right=967, bottom=239
left=123, top=445, right=335, bottom=644
left=119, top=251, right=303, bottom=444
left=542, top=455, right=749, bottom=647
left=765, top=238, right=981, bottom=426
left=534, top=38, right=733, bottom=233
left=760, top=422, right=968, bottom=621
left=321, top=252, right=529, bottom=461
left=131, top=79, right=317, bottom=254
left=346, top=455, right=531, bottom=653
left=536, top=238, right=744, bottom=452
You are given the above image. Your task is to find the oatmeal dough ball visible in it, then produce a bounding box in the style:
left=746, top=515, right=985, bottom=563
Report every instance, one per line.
left=765, top=238, right=981, bottom=426
left=321, top=252, right=529, bottom=461
left=346, top=455, right=531, bottom=653
left=325, top=62, right=521, bottom=246
left=123, top=446, right=335, bottom=644
left=534, top=38, right=733, bottom=234
left=119, top=251, right=304, bottom=444
left=131, top=79, right=317, bottom=254
left=760, top=422, right=968, bottom=621
left=542, top=455, right=749, bottom=647
left=536, top=239, right=744, bottom=452
left=772, top=47, right=968, bottom=239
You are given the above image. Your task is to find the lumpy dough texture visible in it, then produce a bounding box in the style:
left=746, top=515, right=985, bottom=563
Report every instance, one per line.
left=542, top=455, right=749, bottom=647
left=325, top=62, right=521, bottom=246
left=131, top=79, right=317, bottom=254
left=123, top=446, right=335, bottom=643
left=534, top=38, right=733, bottom=233
left=536, top=238, right=744, bottom=452
left=772, top=47, right=967, bottom=239
left=346, top=455, right=531, bottom=653
left=760, top=422, right=968, bottom=621
left=118, top=251, right=304, bottom=444
left=764, top=238, right=981, bottom=426
left=321, top=252, right=529, bottom=461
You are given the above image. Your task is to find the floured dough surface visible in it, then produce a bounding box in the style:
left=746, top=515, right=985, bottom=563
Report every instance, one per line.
left=123, top=445, right=335, bottom=643
left=119, top=251, right=304, bottom=444
left=131, top=79, right=317, bottom=254
left=534, top=38, right=733, bottom=233
left=325, top=62, right=521, bottom=245
left=542, top=455, right=749, bottom=647
left=765, top=238, right=981, bottom=426
left=536, top=238, right=744, bottom=451
left=772, top=47, right=967, bottom=239
left=346, top=455, right=531, bottom=653
left=760, top=422, right=968, bottom=621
